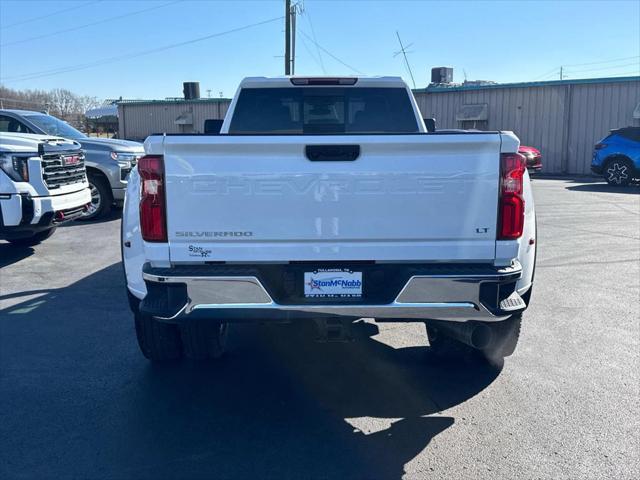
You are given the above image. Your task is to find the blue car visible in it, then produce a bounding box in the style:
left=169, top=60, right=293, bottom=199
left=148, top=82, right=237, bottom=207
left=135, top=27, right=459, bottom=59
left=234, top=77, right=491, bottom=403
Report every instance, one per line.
left=591, top=127, right=640, bottom=186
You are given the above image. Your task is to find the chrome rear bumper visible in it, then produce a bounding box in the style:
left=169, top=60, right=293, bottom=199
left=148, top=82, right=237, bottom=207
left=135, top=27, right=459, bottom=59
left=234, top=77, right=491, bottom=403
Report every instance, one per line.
left=141, top=261, right=524, bottom=323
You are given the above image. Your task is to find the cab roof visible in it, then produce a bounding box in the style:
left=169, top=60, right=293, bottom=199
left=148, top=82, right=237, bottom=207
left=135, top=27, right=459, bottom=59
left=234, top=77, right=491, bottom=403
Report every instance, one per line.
left=0, top=109, right=44, bottom=116
left=238, top=76, right=408, bottom=89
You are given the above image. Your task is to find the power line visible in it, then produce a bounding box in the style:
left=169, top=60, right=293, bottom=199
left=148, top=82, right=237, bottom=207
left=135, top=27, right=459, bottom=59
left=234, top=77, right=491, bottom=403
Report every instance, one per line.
left=532, top=66, right=560, bottom=81
left=562, top=55, right=639, bottom=68
left=4, top=15, right=283, bottom=82
left=299, top=34, right=324, bottom=71
left=303, top=2, right=326, bottom=74
left=533, top=56, right=639, bottom=81
left=298, top=30, right=364, bottom=75
left=572, top=71, right=640, bottom=78
left=0, top=0, right=102, bottom=29
left=564, top=62, right=640, bottom=74
left=1, top=0, right=183, bottom=48
left=1, top=16, right=284, bottom=83
left=609, top=71, right=640, bottom=77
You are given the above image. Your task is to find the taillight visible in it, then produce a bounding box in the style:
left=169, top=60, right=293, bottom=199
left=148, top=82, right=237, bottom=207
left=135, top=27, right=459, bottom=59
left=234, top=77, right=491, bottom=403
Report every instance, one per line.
left=138, top=155, right=167, bottom=242
left=498, top=152, right=526, bottom=240
left=594, top=143, right=607, bottom=150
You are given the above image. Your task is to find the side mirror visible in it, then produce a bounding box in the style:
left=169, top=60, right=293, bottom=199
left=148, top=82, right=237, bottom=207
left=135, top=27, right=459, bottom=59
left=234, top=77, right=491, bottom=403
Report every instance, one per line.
left=204, top=119, right=223, bottom=134
left=423, top=118, right=436, bottom=133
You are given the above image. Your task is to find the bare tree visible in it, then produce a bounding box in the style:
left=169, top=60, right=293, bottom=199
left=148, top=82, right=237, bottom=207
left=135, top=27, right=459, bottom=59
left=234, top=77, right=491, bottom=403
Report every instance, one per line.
left=0, top=86, right=50, bottom=110
left=77, top=95, right=100, bottom=112
left=0, top=85, right=102, bottom=119
left=48, top=88, right=79, bottom=117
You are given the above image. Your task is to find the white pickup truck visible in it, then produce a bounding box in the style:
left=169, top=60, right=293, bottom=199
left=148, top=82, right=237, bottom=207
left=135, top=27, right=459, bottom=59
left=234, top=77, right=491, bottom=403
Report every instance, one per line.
left=1, top=133, right=91, bottom=245
left=122, top=76, right=536, bottom=364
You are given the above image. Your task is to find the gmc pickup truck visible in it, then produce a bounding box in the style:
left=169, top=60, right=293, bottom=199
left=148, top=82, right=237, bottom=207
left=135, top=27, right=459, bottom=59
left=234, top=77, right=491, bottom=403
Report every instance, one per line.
left=0, top=110, right=144, bottom=219
left=122, top=76, right=536, bottom=364
left=1, top=132, right=91, bottom=245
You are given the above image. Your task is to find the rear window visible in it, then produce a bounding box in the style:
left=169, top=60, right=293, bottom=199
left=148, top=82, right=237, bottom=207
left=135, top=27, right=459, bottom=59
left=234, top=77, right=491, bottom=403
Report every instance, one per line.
left=616, top=128, right=640, bottom=142
left=228, top=87, right=419, bottom=134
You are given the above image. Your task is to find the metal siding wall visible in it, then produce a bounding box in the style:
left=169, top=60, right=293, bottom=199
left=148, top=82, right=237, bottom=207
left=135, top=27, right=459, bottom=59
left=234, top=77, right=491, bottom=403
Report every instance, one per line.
left=117, top=82, right=639, bottom=173
left=119, top=101, right=231, bottom=141
left=415, top=87, right=567, bottom=173
left=567, top=81, right=640, bottom=174
left=415, top=80, right=639, bottom=174
left=415, top=91, right=459, bottom=128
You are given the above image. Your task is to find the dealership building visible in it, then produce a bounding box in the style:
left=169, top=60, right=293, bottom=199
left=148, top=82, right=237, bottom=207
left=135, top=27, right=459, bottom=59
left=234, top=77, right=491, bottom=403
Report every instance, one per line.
left=117, top=75, right=640, bottom=175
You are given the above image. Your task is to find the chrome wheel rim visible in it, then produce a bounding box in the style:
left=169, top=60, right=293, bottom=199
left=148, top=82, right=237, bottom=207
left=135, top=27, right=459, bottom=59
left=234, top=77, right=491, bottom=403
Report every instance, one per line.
left=606, top=162, right=628, bottom=185
left=84, top=182, right=101, bottom=217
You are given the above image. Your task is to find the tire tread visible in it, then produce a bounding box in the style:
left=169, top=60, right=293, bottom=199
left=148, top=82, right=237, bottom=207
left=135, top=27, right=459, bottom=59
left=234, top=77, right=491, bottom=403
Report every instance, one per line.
left=134, top=312, right=182, bottom=361
left=179, top=320, right=227, bottom=360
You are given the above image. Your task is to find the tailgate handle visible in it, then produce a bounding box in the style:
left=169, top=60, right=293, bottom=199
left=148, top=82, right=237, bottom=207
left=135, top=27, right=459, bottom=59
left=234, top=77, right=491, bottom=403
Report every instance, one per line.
left=305, top=145, right=360, bottom=161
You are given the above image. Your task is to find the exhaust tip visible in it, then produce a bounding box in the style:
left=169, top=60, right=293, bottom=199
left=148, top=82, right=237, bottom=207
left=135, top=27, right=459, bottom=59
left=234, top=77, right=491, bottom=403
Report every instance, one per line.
left=430, top=320, right=495, bottom=351
left=470, top=324, right=493, bottom=350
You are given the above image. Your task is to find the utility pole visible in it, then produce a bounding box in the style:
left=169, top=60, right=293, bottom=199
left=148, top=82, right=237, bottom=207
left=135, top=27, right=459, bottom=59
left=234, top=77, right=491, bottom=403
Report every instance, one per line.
left=284, top=0, right=291, bottom=75
left=560, top=66, right=563, bottom=80
left=291, top=3, right=296, bottom=75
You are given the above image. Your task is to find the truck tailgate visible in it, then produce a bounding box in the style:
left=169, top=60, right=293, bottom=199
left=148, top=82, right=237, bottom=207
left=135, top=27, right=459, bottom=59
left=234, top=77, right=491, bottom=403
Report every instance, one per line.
left=162, top=134, right=501, bottom=262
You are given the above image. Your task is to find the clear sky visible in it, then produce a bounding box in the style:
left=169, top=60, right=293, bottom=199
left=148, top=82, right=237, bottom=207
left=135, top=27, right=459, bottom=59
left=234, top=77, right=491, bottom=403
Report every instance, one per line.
left=0, top=0, right=638, bottom=101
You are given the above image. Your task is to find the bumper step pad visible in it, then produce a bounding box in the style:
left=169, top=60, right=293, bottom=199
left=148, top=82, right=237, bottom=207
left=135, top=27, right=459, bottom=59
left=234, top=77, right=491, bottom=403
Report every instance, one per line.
left=499, top=292, right=526, bottom=312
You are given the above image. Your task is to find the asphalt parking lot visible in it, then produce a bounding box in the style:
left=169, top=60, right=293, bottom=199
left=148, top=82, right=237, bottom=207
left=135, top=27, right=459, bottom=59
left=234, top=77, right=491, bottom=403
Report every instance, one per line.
left=1, top=178, right=638, bottom=480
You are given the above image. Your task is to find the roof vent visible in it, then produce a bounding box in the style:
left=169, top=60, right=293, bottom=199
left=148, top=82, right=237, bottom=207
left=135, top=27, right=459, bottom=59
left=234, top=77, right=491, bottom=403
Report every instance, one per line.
left=431, top=67, right=453, bottom=84
left=183, top=82, right=200, bottom=100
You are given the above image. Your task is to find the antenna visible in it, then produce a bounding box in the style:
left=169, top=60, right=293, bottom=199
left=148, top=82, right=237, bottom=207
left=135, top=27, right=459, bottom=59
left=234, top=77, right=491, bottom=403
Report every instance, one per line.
left=394, top=31, right=416, bottom=89
left=463, top=69, right=468, bottom=82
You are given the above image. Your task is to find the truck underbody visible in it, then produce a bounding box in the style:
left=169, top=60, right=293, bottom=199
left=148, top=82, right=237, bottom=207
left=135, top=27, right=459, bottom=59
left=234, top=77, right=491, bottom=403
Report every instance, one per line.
left=122, top=77, right=536, bottom=364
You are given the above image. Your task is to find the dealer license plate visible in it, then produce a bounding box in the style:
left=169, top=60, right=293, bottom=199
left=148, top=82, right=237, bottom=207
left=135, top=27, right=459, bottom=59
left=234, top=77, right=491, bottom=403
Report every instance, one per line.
left=304, top=269, right=363, bottom=298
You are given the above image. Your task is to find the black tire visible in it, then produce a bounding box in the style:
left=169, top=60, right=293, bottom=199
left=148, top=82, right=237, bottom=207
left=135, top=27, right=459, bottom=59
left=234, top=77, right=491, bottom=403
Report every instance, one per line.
left=179, top=319, right=229, bottom=360
left=127, top=290, right=141, bottom=314
left=81, top=173, right=112, bottom=220
left=521, top=286, right=533, bottom=306
left=604, top=157, right=633, bottom=186
left=522, top=212, right=537, bottom=308
left=134, top=311, right=183, bottom=361
left=7, top=227, right=56, bottom=246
